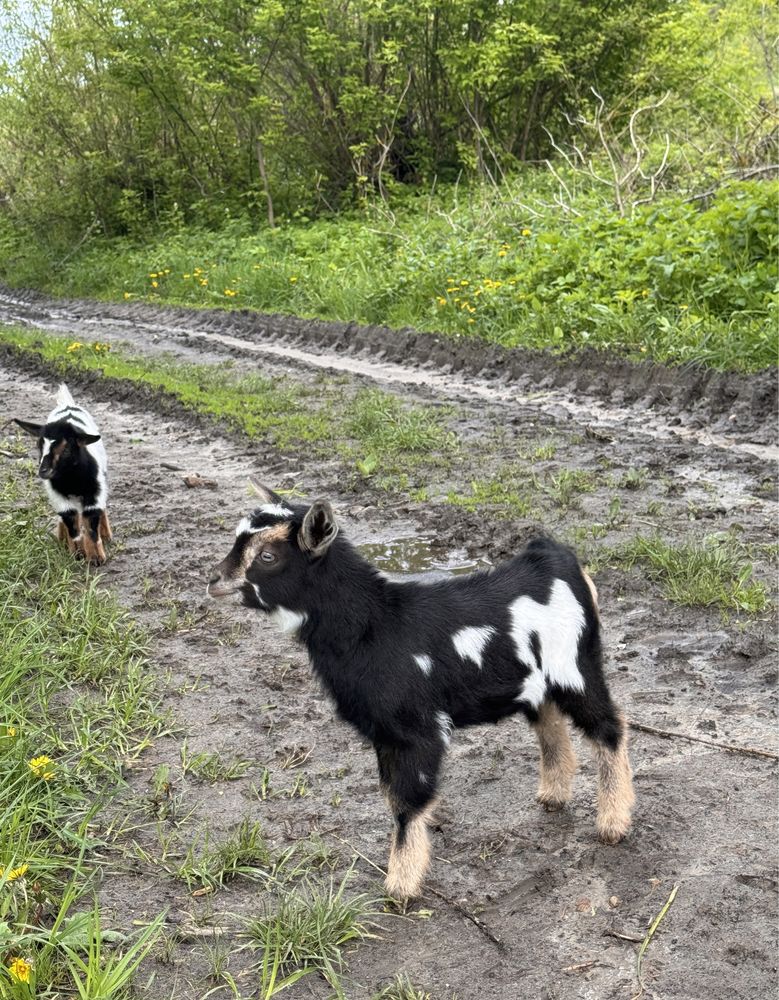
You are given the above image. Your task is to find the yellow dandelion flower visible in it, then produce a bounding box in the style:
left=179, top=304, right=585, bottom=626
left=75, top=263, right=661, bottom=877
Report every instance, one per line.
left=0, top=863, right=29, bottom=882
left=200, top=279, right=208, bottom=286
left=8, top=957, right=32, bottom=983
left=641, top=289, right=649, bottom=297
left=4, top=725, right=16, bottom=738
left=28, top=755, right=55, bottom=780
left=66, top=342, right=84, bottom=353
left=521, top=229, right=532, bottom=236
left=194, top=268, right=203, bottom=275
left=151, top=280, right=158, bottom=289
left=148, top=272, right=157, bottom=278
left=497, top=250, right=507, bottom=257
left=460, top=280, right=469, bottom=286
left=289, top=276, right=298, bottom=283
left=467, top=318, right=475, bottom=324
left=446, top=287, right=458, bottom=293
left=123, top=292, right=133, bottom=300
left=183, top=274, right=191, bottom=279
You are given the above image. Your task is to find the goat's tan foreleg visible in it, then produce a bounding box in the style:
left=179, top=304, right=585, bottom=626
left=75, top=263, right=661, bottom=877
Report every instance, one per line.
left=533, top=702, right=578, bottom=810
left=99, top=510, right=113, bottom=543
left=58, top=510, right=83, bottom=556
left=386, top=801, right=436, bottom=901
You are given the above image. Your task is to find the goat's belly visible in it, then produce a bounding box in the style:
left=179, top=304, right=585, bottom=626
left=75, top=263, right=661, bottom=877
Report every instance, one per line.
left=452, top=697, right=527, bottom=728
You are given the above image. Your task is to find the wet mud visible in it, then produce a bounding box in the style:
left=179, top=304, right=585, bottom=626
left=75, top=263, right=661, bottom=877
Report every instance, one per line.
left=0, top=293, right=777, bottom=1000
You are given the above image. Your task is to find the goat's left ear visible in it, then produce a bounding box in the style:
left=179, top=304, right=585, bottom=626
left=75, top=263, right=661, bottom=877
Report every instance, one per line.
left=77, top=433, right=101, bottom=446
left=299, top=500, right=338, bottom=557
left=14, top=419, right=43, bottom=437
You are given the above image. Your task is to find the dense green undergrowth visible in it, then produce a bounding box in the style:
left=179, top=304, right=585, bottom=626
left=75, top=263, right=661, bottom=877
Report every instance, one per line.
left=2, top=178, right=776, bottom=372
left=0, top=462, right=164, bottom=996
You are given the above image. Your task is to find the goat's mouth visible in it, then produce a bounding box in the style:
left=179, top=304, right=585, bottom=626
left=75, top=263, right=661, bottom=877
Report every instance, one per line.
left=38, top=466, right=54, bottom=480
left=206, top=577, right=244, bottom=599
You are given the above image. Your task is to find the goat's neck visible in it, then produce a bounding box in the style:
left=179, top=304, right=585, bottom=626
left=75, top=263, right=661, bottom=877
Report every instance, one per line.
left=301, top=547, right=388, bottom=664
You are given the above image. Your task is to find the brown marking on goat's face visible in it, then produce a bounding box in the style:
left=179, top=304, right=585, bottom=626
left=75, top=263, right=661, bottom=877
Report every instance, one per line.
left=241, top=523, right=290, bottom=570
left=386, top=799, right=437, bottom=901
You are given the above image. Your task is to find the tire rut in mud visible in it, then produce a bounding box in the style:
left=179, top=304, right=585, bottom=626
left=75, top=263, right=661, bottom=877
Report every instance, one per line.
left=1, top=283, right=776, bottom=444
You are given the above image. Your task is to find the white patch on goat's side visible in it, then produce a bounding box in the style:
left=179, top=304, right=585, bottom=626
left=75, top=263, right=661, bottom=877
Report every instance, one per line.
left=451, top=625, right=496, bottom=669
left=269, top=605, right=307, bottom=635
left=509, top=580, right=586, bottom=702
left=436, top=711, right=453, bottom=746
left=413, top=653, right=433, bottom=676
left=515, top=668, right=547, bottom=709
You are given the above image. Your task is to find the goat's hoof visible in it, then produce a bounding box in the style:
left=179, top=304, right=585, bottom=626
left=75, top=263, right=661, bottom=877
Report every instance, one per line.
left=536, top=787, right=570, bottom=811
left=596, top=818, right=631, bottom=845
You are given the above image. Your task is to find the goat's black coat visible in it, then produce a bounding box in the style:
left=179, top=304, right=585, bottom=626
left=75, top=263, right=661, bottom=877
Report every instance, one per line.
left=211, top=497, right=622, bottom=831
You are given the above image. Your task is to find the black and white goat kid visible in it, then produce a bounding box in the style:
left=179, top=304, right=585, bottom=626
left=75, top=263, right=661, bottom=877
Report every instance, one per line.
left=15, top=384, right=111, bottom=565
left=207, top=482, right=635, bottom=900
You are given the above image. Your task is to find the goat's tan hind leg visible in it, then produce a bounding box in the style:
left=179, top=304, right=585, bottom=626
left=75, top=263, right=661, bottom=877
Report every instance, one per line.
left=590, top=720, right=635, bottom=844
left=533, top=703, right=578, bottom=810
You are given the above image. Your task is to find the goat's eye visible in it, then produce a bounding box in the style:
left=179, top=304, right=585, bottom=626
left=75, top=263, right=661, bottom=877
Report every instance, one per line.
left=259, top=550, right=276, bottom=564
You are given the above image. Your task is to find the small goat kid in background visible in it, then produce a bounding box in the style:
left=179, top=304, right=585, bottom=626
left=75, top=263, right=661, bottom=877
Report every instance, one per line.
left=15, top=384, right=111, bottom=565
left=208, top=482, right=635, bottom=900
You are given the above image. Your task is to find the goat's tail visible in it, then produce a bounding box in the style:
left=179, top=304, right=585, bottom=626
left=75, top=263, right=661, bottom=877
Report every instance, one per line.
left=56, top=383, right=75, bottom=407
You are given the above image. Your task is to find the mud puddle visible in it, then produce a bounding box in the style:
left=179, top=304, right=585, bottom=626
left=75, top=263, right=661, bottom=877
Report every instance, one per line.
left=1, top=326, right=777, bottom=999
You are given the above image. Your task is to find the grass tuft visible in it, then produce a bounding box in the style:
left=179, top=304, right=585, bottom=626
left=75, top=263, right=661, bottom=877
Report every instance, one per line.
left=618, top=534, right=769, bottom=613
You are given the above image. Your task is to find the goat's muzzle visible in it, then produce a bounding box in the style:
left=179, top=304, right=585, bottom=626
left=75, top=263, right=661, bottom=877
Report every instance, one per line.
left=206, top=564, right=242, bottom=599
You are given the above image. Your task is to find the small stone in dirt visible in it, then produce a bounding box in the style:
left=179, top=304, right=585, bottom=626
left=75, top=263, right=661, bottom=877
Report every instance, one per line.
left=183, top=475, right=218, bottom=489
left=609, top=895, right=621, bottom=908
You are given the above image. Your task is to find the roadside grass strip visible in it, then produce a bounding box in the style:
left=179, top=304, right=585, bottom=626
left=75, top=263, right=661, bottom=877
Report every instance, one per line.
left=0, top=464, right=164, bottom=996
left=0, top=328, right=455, bottom=474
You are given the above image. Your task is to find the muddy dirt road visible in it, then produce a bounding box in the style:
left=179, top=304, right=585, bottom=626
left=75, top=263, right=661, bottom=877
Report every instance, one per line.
left=1, top=289, right=777, bottom=1000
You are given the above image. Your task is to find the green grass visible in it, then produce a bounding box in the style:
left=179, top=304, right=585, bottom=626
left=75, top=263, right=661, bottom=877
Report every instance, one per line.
left=0, top=463, right=164, bottom=997
left=1, top=177, right=775, bottom=372
left=0, top=328, right=454, bottom=492
left=244, top=874, right=379, bottom=995
left=617, top=534, right=770, bottom=614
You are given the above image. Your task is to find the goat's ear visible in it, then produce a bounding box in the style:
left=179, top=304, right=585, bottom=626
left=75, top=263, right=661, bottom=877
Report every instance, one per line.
left=299, top=500, right=338, bottom=557
left=248, top=477, right=283, bottom=504
left=14, top=419, right=43, bottom=438
left=77, top=433, right=101, bottom=446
